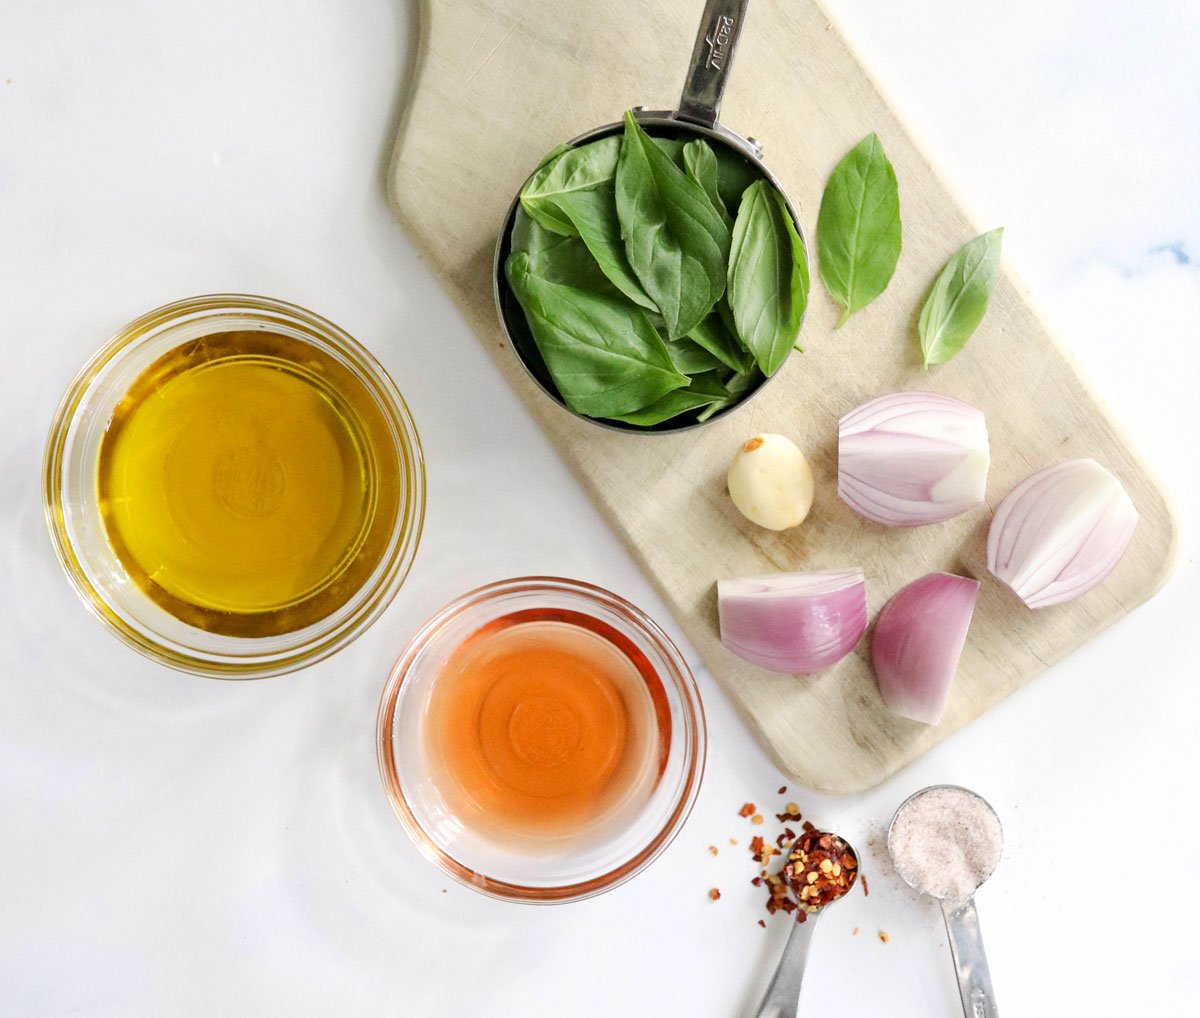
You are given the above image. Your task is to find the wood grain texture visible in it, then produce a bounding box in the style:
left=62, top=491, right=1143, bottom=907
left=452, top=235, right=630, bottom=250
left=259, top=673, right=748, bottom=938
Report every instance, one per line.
left=387, top=0, right=1178, bottom=793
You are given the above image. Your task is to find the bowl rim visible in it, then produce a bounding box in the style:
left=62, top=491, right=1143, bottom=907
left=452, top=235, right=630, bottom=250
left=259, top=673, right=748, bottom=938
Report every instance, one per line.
left=42, top=292, right=426, bottom=679
left=375, top=575, right=707, bottom=904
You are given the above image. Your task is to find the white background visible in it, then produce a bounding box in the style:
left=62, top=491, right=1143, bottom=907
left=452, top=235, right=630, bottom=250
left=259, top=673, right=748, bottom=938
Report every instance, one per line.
left=2, top=1, right=1197, bottom=1015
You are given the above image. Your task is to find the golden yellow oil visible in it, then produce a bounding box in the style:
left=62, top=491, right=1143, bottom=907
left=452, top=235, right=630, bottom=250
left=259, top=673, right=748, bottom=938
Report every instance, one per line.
left=97, top=330, right=401, bottom=637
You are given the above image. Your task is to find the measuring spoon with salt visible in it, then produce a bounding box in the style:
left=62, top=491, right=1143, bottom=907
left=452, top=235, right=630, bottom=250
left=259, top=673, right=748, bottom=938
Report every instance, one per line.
left=888, top=785, right=1004, bottom=1018
left=753, top=831, right=859, bottom=1018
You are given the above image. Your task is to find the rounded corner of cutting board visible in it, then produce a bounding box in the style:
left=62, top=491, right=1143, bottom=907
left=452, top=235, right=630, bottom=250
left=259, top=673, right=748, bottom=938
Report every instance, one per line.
left=1140, top=475, right=1184, bottom=598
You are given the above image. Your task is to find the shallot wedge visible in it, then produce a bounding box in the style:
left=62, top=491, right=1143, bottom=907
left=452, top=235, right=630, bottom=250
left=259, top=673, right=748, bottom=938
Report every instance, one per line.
left=838, top=391, right=990, bottom=526
left=872, top=572, right=979, bottom=724
left=988, top=458, right=1138, bottom=608
left=718, top=570, right=867, bottom=675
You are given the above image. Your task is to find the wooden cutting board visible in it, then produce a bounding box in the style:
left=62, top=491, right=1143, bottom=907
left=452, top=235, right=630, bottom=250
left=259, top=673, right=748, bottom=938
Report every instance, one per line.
left=388, top=0, right=1177, bottom=793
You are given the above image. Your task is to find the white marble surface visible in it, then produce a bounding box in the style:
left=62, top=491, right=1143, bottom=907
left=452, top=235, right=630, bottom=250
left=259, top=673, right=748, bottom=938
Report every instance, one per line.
left=1, top=1, right=1196, bottom=1014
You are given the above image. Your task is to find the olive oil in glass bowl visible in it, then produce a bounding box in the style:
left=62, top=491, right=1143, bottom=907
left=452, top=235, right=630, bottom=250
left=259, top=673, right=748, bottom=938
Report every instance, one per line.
left=44, top=295, right=425, bottom=677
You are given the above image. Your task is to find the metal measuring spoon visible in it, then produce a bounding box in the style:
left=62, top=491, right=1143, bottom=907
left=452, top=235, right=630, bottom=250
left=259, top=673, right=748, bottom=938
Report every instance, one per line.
left=753, top=831, right=859, bottom=1018
left=888, top=785, right=1004, bottom=1018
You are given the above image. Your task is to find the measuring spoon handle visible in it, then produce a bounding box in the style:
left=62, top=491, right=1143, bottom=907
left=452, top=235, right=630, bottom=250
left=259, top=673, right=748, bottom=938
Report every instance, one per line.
left=752, top=913, right=819, bottom=1018
left=941, top=897, right=1000, bottom=1018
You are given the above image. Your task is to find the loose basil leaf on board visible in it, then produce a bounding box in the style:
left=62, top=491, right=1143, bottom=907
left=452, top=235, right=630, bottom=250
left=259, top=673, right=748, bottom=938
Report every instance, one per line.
left=553, top=187, right=656, bottom=310
left=695, top=367, right=764, bottom=422
left=615, top=111, right=732, bottom=340
left=816, top=133, right=902, bottom=327
left=714, top=146, right=760, bottom=213
left=520, top=136, right=622, bottom=236
left=918, top=228, right=1004, bottom=367
left=683, top=140, right=731, bottom=226
left=608, top=371, right=730, bottom=426
left=727, top=180, right=810, bottom=376
left=506, top=251, right=688, bottom=418
left=510, top=208, right=615, bottom=296
left=665, top=337, right=725, bottom=375
left=687, top=311, right=754, bottom=373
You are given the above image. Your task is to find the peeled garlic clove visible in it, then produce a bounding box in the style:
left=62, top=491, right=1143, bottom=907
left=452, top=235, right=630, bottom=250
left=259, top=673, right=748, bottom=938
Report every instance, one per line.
left=838, top=391, right=990, bottom=526
left=988, top=458, right=1138, bottom=608
left=727, top=434, right=814, bottom=531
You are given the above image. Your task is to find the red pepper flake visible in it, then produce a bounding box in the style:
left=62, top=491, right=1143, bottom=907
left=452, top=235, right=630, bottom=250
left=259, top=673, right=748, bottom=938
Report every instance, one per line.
left=777, top=786, right=787, bottom=795
left=757, top=919, right=767, bottom=928
left=878, top=930, right=889, bottom=944
left=775, top=801, right=804, bottom=823
left=738, top=802, right=757, bottom=818
left=708, top=888, right=721, bottom=901
left=750, top=835, right=766, bottom=861
left=861, top=874, right=869, bottom=897
left=801, top=820, right=816, bottom=835
left=750, top=876, right=763, bottom=887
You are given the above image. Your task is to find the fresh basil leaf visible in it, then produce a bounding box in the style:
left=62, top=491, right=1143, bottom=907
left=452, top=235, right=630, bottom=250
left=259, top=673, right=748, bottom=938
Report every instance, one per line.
left=506, top=251, right=688, bottom=417
left=686, top=311, right=753, bottom=373
left=534, top=142, right=574, bottom=170
left=510, top=208, right=615, bottom=295
left=552, top=186, right=656, bottom=310
left=714, top=146, right=760, bottom=213
left=615, top=111, right=732, bottom=340
left=816, top=133, right=902, bottom=327
left=520, top=136, right=622, bottom=236
left=683, top=140, right=731, bottom=226
left=652, top=137, right=688, bottom=169
left=695, top=367, right=764, bottom=422
left=666, top=337, right=725, bottom=375
left=608, top=371, right=729, bottom=426
left=717, top=293, right=739, bottom=338
left=727, top=180, right=809, bottom=376
left=918, top=228, right=1004, bottom=367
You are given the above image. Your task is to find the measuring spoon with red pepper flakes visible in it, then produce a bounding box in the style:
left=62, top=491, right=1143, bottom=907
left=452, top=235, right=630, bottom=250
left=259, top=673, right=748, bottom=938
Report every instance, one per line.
left=753, top=831, right=859, bottom=1018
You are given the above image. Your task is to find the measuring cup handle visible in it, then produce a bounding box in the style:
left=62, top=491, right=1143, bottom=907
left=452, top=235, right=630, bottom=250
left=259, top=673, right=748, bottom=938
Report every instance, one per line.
left=941, top=897, right=1000, bottom=1018
left=678, top=0, right=751, bottom=127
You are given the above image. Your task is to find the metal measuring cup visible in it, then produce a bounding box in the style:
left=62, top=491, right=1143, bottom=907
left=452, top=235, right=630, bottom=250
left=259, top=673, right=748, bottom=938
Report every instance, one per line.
left=492, top=0, right=807, bottom=433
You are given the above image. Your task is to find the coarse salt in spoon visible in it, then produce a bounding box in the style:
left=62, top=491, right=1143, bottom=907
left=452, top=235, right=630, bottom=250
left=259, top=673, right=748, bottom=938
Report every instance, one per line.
left=888, top=785, right=1004, bottom=1018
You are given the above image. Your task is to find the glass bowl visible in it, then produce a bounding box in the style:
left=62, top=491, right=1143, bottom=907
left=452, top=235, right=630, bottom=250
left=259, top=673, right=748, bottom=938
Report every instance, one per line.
left=376, top=576, right=706, bottom=903
left=43, top=294, right=425, bottom=678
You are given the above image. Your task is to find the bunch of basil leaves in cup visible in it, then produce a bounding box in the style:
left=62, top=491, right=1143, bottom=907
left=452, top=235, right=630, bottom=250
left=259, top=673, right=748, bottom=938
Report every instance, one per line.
left=504, top=112, right=809, bottom=429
